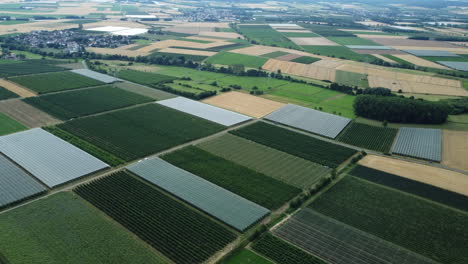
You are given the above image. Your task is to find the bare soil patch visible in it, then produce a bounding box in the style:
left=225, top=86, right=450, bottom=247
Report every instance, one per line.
left=359, top=155, right=468, bottom=196
left=202, top=91, right=285, bottom=118
left=0, top=79, right=36, bottom=98
left=442, top=130, right=468, bottom=172
left=0, top=99, right=60, bottom=127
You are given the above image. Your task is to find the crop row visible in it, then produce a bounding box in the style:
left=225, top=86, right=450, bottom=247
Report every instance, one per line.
left=161, top=146, right=301, bottom=210
left=252, top=233, right=325, bottom=264
left=337, top=122, right=398, bottom=152
left=0, top=60, right=65, bottom=78
left=230, top=122, right=357, bottom=168
left=74, top=171, right=236, bottom=264
left=350, top=165, right=468, bottom=212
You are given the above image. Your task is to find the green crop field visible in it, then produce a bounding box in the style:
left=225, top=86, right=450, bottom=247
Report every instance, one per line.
left=299, top=24, right=355, bottom=37
left=238, top=25, right=301, bottom=49
left=8, top=71, right=104, bottom=94
left=310, top=176, right=468, bottom=264
left=420, top=55, right=468, bottom=62
left=75, top=171, right=236, bottom=264
left=327, top=37, right=381, bottom=46
left=58, top=104, right=224, bottom=162
left=252, top=233, right=326, bottom=264
left=302, top=46, right=378, bottom=63
left=230, top=122, right=357, bottom=168
left=0, top=60, right=66, bottom=78
left=220, top=249, right=273, bottom=264
left=337, top=122, right=398, bottom=152
left=290, top=56, right=321, bottom=64
left=24, top=86, right=153, bottom=120
left=0, top=86, right=18, bottom=100
left=281, top=32, right=319, bottom=37
left=198, top=134, right=330, bottom=189
left=0, top=192, right=167, bottom=264
left=335, top=70, right=369, bottom=88
left=117, top=70, right=177, bottom=85
left=0, top=112, right=26, bottom=136
left=206, top=52, right=268, bottom=68
left=262, top=51, right=289, bottom=58
left=162, top=146, right=301, bottom=210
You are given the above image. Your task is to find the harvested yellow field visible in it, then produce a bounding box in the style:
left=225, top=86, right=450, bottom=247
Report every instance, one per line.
left=158, top=48, right=217, bottom=56
left=359, top=155, right=468, bottom=196
left=202, top=91, right=285, bottom=118
left=198, top=31, right=243, bottom=39
left=86, top=47, right=150, bottom=57
left=230, top=45, right=322, bottom=58
left=0, top=20, right=76, bottom=35
left=262, top=59, right=336, bottom=82
left=289, top=37, right=339, bottom=46
left=392, top=54, right=450, bottom=69
left=0, top=79, right=36, bottom=98
left=372, top=54, right=397, bottom=63
left=137, top=39, right=232, bottom=53
left=442, top=130, right=468, bottom=172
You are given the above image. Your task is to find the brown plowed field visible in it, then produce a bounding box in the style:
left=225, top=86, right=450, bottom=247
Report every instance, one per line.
left=0, top=79, right=36, bottom=98
left=442, top=130, right=468, bottom=172
left=0, top=99, right=60, bottom=127
left=202, top=91, right=285, bottom=118
left=359, top=155, right=468, bottom=196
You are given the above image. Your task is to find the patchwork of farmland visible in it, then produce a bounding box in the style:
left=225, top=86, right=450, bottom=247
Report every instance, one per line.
left=162, top=146, right=301, bottom=210
left=231, top=122, right=357, bottom=168
left=58, top=104, right=224, bottom=161
left=337, top=122, right=398, bottom=152
left=71, top=69, right=120, bottom=83
left=127, top=158, right=269, bottom=232
left=117, top=69, right=177, bottom=85
left=75, top=171, right=237, bottom=264
left=8, top=71, right=104, bottom=94
left=23, top=86, right=153, bottom=120
left=0, top=192, right=167, bottom=264
left=274, top=208, right=435, bottom=264
left=309, top=176, right=468, bottom=264
left=198, top=134, right=330, bottom=189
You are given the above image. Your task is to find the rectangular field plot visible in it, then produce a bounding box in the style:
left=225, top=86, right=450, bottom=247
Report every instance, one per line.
left=162, top=146, right=301, bottom=210
left=231, top=122, right=357, bottom=168
left=392, top=127, right=442, bottom=161
left=24, top=86, right=153, bottom=120
left=0, top=112, right=26, bottom=136
left=265, top=104, right=351, bottom=139
left=127, top=158, right=269, bottom=232
left=0, top=128, right=109, bottom=187
left=337, top=122, right=398, bottom=152
left=309, top=176, right=468, bottom=264
left=274, top=208, right=436, bottom=264
left=0, top=60, right=65, bottom=78
left=8, top=71, right=104, bottom=94
left=198, top=134, right=330, bottom=189
left=0, top=99, right=60, bottom=128
left=252, top=233, right=326, bottom=264
left=0, top=86, right=18, bottom=101
left=75, top=171, right=236, bottom=264
left=117, top=70, right=177, bottom=85
left=0, top=154, right=45, bottom=208
left=438, top=61, right=468, bottom=71
left=0, top=192, right=167, bottom=264
left=350, top=165, right=468, bottom=212
left=205, top=52, right=268, bottom=68
left=71, top=69, right=120, bottom=83
left=443, top=130, right=468, bottom=172
left=58, top=104, right=224, bottom=162
left=157, top=97, right=251, bottom=126
left=202, top=91, right=285, bottom=118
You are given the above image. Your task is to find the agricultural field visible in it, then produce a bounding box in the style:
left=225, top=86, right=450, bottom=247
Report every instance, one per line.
left=252, top=233, right=326, bottom=264
left=335, top=70, right=369, bottom=87
left=327, top=37, right=380, bottom=46
left=8, top=71, right=104, bottom=94
left=337, top=122, right=398, bottom=152
left=116, top=70, right=177, bottom=85
left=274, top=208, right=434, bottom=264
left=58, top=104, right=224, bottom=162
left=205, top=52, right=268, bottom=68
left=0, top=99, right=60, bottom=128
left=161, top=146, right=301, bottom=210
left=230, top=122, right=357, bottom=168
left=0, top=60, right=66, bottom=78
left=350, top=165, right=468, bottom=212
left=114, top=82, right=176, bottom=100
left=310, top=176, right=468, bottom=264
left=392, top=127, right=442, bottom=161
left=75, top=171, right=236, bottom=264
left=0, top=192, right=167, bottom=264
left=220, top=249, right=273, bottom=264
left=198, top=134, right=330, bottom=189
left=262, top=51, right=289, bottom=58
left=0, top=79, right=36, bottom=98
left=237, top=25, right=301, bottom=49
left=23, top=86, right=153, bottom=120
left=0, top=86, right=19, bottom=101
left=442, top=130, right=468, bottom=171
left=302, top=46, right=378, bottom=62
left=290, top=56, right=321, bottom=64
left=0, top=112, right=26, bottom=136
